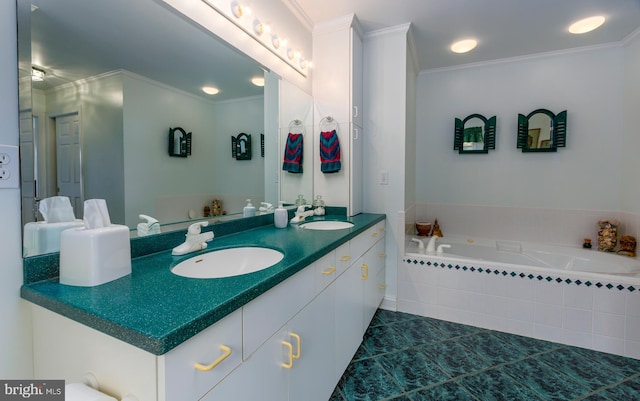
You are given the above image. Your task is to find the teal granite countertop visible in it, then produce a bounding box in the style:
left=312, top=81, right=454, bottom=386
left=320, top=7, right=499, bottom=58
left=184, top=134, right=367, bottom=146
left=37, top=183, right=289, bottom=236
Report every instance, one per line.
left=21, top=213, right=385, bottom=355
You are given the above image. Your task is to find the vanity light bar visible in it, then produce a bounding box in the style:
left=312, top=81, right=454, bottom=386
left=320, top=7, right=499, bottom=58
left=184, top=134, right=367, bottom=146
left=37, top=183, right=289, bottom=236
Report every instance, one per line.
left=202, top=0, right=309, bottom=77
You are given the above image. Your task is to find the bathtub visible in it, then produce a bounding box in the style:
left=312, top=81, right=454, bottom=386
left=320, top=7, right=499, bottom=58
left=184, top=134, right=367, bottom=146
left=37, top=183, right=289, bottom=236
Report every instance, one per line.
left=405, top=235, right=640, bottom=278
left=399, top=234, right=640, bottom=359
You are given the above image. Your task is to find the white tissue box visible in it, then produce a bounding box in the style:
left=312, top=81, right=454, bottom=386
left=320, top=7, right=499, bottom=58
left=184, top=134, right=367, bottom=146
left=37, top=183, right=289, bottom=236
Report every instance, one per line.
left=59, top=225, right=132, bottom=286
left=23, top=220, right=85, bottom=256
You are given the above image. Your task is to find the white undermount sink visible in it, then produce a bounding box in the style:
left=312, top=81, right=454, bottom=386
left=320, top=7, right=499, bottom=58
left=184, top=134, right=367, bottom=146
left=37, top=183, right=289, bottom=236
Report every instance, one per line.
left=300, top=221, right=354, bottom=230
left=171, top=247, right=284, bottom=279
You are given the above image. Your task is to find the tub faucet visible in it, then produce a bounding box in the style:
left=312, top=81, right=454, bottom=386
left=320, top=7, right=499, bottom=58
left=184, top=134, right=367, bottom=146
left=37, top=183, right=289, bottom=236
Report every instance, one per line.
left=172, top=221, right=214, bottom=256
left=411, top=238, right=425, bottom=253
left=437, top=244, right=451, bottom=254
left=426, top=235, right=439, bottom=253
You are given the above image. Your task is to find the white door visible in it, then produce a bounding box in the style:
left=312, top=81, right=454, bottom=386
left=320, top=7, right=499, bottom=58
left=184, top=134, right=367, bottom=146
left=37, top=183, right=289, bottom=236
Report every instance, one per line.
left=55, top=113, right=83, bottom=217
left=20, top=111, right=36, bottom=224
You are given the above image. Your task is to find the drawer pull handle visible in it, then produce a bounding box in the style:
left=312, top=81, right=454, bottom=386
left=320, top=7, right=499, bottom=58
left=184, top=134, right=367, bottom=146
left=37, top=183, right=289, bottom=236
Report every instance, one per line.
left=194, top=345, right=232, bottom=372
left=339, top=255, right=351, bottom=262
left=291, top=332, right=301, bottom=359
left=361, top=263, right=369, bottom=280
left=282, top=341, right=294, bottom=368
left=379, top=284, right=387, bottom=289
left=322, top=266, right=336, bottom=275
left=379, top=227, right=385, bottom=232
left=372, top=232, right=379, bottom=238
left=378, top=253, right=386, bottom=258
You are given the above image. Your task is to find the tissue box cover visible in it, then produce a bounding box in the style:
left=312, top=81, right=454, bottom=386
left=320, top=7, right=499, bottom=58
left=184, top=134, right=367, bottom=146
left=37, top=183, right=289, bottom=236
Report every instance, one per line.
left=59, top=225, right=132, bottom=286
left=23, top=220, right=84, bottom=256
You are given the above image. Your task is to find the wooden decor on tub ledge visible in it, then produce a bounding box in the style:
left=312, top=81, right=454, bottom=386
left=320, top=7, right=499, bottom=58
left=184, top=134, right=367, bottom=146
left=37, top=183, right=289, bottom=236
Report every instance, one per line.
left=618, top=235, right=636, bottom=257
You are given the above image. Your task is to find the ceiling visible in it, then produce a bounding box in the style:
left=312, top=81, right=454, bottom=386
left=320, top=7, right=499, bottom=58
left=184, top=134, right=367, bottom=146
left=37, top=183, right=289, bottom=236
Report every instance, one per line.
left=25, top=0, right=640, bottom=101
left=290, top=0, right=640, bottom=71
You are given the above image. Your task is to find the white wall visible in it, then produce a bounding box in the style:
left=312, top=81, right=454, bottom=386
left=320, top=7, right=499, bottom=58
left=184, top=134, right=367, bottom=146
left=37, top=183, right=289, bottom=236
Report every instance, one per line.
left=417, top=46, right=624, bottom=211
left=0, top=0, right=33, bottom=378
left=621, top=31, right=640, bottom=214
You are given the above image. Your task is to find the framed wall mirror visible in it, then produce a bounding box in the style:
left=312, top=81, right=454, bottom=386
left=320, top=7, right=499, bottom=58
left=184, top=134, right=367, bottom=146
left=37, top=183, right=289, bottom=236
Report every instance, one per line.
left=517, top=109, right=567, bottom=152
left=454, top=114, right=497, bottom=154
left=17, top=0, right=313, bottom=257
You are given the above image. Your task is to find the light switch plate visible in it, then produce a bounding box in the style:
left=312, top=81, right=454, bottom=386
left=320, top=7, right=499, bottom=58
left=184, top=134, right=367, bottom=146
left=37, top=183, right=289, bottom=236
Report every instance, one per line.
left=0, top=145, right=19, bottom=189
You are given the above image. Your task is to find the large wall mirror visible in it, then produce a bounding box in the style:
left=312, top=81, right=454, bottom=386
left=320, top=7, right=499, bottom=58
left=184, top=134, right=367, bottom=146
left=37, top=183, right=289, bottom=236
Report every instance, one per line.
left=17, top=0, right=313, bottom=257
left=517, top=109, right=567, bottom=152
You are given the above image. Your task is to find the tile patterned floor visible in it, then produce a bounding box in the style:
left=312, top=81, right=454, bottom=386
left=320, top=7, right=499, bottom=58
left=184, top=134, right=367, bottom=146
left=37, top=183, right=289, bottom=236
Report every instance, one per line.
left=330, top=310, right=640, bottom=401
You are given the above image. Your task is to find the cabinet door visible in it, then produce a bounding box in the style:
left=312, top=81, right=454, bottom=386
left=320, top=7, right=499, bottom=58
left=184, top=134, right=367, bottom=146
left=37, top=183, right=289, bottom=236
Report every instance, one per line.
left=350, top=28, right=363, bottom=128
left=288, top=285, right=336, bottom=401
left=334, top=259, right=364, bottom=379
left=159, top=310, right=242, bottom=401
left=362, top=240, right=386, bottom=331
left=202, top=328, right=288, bottom=401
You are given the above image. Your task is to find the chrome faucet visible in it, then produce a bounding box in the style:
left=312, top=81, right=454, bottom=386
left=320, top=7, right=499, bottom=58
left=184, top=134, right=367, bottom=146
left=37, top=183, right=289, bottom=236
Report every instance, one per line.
left=172, top=221, right=214, bottom=256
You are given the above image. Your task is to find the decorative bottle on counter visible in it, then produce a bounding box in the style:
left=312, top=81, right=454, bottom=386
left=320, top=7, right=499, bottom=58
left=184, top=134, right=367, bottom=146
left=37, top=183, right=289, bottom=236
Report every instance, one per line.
left=274, top=201, right=288, bottom=228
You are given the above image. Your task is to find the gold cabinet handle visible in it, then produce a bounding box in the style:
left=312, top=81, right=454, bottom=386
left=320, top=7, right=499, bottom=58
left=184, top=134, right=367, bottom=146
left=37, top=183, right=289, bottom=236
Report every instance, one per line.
left=379, top=227, right=385, bottom=232
left=194, top=345, right=232, bottom=371
left=379, top=283, right=387, bottom=289
left=371, top=232, right=379, bottom=238
left=378, top=253, right=386, bottom=258
left=361, top=263, right=369, bottom=280
left=282, top=341, right=293, bottom=369
left=339, top=255, right=351, bottom=262
left=322, top=266, right=336, bottom=275
left=290, top=332, right=301, bottom=360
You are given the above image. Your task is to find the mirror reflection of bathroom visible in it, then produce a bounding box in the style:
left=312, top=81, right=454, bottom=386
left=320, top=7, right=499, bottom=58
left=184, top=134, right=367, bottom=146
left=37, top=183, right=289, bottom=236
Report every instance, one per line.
left=462, top=117, right=485, bottom=151
left=527, top=113, right=552, bottom=149
left=17, top=0, right=318, bottom=256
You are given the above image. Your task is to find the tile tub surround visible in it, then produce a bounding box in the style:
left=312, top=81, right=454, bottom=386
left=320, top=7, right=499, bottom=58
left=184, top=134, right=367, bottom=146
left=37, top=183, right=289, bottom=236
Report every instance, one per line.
left=330, top=309, right=640, bottom=401
left=398, top=250, right=640, bottom=359
left=21, top=213, right=385, bottom=355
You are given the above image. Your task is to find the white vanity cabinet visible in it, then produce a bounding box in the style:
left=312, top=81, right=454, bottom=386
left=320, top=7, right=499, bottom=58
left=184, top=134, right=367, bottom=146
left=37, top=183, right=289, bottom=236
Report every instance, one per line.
left=30, top=219, right=386, bottom=401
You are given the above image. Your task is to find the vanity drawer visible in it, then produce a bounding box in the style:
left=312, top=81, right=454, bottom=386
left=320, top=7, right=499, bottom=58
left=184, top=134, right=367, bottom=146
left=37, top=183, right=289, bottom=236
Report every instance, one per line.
left=351, top=221, right=385, bottom=258
left=315, top=251, right=337, bottom=294
left=159, top=309, right=242, bottom=401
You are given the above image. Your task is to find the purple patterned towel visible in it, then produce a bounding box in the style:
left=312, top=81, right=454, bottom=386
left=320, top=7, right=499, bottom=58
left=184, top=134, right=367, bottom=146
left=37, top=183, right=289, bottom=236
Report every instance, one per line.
left=320, top=130, right=341, bottom=173
left=282, top=133, right=303, bottom=173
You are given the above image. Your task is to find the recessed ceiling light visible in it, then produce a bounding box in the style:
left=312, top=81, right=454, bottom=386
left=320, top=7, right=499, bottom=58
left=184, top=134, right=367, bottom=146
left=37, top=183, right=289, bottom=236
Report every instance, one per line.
left=569, top=16, right=605, bottom=34
left=251, top=77, right=265, bottom=87
left=450, top=39, right=477, bottom=54
left=31, top=67, right=45, bottom=82
left=202, top=86, right=220, bottom=95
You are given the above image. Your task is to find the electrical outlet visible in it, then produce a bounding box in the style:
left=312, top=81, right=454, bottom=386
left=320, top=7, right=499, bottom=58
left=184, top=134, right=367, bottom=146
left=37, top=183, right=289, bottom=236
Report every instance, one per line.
left=0, top=152, right=10, bottom=165
left=0, top=145, right=19, bottom=189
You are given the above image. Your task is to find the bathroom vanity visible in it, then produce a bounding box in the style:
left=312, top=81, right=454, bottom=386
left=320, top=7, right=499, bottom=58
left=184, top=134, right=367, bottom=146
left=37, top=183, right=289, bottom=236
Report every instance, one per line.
left=22, top=214, right=386, bottom=401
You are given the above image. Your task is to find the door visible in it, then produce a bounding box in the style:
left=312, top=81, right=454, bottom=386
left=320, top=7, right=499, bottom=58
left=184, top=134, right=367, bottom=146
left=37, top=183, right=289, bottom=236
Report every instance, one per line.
left=55, top=113, right=83, bottom=217
left=20, top=111, right=36, bottom=224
